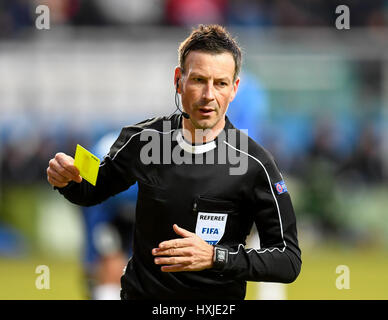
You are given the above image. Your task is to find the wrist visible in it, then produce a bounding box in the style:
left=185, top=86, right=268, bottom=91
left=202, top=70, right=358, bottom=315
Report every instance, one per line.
left=212, top=245, right=228, bottom=271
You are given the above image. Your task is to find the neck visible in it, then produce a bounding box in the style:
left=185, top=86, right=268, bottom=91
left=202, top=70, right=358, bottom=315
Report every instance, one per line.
left=182, top=117, right=226, bottom=143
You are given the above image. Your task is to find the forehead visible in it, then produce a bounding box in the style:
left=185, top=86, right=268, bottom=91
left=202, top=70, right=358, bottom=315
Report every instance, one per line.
left=183, top=51, right=235, bottom=79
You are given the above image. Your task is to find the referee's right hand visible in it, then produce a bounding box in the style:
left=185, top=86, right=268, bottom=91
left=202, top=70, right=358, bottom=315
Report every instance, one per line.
left=47, top=152, right=82, bottom=188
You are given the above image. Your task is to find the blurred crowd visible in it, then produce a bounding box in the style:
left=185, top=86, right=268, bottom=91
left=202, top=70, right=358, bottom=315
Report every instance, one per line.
left=0, top=0, right=387, bottom=37
left=0, top=109, right=385, bottom=187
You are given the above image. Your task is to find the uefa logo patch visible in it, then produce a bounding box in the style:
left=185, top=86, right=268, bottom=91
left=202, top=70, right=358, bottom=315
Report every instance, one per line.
left=274, top=180, right=287, bottom=195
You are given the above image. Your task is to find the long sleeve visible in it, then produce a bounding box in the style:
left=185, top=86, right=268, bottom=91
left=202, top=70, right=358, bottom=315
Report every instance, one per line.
left=216, top=154, right=302, bottom=283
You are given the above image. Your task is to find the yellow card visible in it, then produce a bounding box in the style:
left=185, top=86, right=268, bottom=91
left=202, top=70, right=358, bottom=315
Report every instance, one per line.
left=73, top=144, right=100, bottom=186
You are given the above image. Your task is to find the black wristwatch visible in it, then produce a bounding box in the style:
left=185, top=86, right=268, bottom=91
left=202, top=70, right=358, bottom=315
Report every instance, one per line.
left=212, top=245, right=228, bottom=270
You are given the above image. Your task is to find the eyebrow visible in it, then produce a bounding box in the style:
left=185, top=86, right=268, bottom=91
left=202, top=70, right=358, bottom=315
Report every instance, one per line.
left=190, top=73, right=231, bottom=82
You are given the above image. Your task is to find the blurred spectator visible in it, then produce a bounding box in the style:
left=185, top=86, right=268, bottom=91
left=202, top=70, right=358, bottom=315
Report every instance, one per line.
left=306, top=117, right=342, bottom=164
left=95, top=0, right=163, bottom=25
left=0, top=118, right=44, bottom=185
left=356, top=60, right=382, bottom=111
left=296, top=117, right=343, bottom=236
left=272, top=0, right=319, bottom=27
left=165, top=0, right=227, bottom=26
left=227, top=0, right=274, bottom=27
left=81, top=132, right=137, bottom=300
left=227, top=71, right=269, bottom=143
left=338, top=124, right=384, bottom=184
left=35, top=0, right=109, bottom=26
left=1, top=135, right=59, bottom=185
left=0, top=222, right=27, bottom=257
left=0, top=0, right=33, bottom=37
left=35, top=0, right=81, bottom=25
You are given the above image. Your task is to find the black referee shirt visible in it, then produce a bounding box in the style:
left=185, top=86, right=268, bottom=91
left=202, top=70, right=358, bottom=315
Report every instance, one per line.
left=57, top=114, right=301, bottom=300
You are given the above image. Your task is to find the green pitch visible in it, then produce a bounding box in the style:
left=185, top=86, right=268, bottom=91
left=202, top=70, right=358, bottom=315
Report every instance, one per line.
left=246, top=245, right=388, bottom=300
left=0, top=244, right=387, bottom=299
left=0, top=257, right=87, bottom=300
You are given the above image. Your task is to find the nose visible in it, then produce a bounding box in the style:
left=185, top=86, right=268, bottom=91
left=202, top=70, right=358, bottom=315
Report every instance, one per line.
left=202, top=82, right=215, bottom=101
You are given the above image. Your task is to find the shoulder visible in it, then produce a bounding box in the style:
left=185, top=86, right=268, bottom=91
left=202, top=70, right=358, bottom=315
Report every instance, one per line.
left=126, top=114, right=179, bottom=132
left=223, top=124, right=283, bottom=181
left=246, top=135, right=276, bottom=167
left=108, top=114, right=179, bottom=157
left=118, top=114, right=178, bottom=139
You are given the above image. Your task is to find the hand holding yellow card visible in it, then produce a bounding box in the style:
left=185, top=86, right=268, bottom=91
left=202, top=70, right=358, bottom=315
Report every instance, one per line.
left=73, top=144, right=100, bottom=186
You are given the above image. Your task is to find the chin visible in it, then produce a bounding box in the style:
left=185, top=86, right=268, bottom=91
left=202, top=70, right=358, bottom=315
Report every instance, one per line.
left=193, top=118, right=217, bottom=130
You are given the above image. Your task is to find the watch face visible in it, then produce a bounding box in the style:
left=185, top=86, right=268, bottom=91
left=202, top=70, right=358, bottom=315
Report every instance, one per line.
left=216, top=248, right=227, bottom=263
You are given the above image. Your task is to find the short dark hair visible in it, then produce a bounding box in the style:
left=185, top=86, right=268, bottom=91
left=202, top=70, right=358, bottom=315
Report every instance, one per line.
left=178, top=24, right=242, bottom=82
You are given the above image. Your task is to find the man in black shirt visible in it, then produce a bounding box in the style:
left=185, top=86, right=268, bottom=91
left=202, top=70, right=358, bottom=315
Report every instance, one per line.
left=47, top=24, right=301, bottom=300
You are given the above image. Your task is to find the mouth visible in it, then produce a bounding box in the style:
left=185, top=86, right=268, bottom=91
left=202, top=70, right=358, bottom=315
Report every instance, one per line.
left=198, top=107, right=216, bottom=116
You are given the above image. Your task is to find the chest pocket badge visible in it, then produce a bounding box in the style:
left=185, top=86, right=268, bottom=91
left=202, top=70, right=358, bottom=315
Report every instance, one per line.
left=193, top=196, right=237, bottom=245
left=195, top=212, right=228, bottom=245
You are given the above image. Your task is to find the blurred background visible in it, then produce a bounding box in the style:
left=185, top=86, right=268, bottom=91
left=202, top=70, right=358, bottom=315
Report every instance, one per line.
left=0, top=0, right=388, bottom=300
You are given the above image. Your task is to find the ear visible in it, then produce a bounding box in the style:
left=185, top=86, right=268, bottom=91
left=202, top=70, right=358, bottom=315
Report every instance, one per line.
left=174, top=67, right=183, bottom=94
left=229, top=77, right=240, bottom=103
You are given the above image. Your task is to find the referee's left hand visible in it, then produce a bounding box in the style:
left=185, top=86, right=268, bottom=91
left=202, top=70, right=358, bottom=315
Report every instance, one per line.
left=152, top=224, right=214, bottom=272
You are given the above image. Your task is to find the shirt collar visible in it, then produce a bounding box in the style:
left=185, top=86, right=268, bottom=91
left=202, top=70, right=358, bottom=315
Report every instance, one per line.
left=174, top=114, right=236, bottom=154
left=176, top=130, right=217, bottom=154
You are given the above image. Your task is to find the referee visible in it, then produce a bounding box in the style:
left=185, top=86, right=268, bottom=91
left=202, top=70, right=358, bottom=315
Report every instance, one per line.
left=47, top=24, right=301, bottom=300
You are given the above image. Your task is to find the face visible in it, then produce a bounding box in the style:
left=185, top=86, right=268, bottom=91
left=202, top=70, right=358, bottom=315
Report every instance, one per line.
left=175, top=51, right=240, bottom=132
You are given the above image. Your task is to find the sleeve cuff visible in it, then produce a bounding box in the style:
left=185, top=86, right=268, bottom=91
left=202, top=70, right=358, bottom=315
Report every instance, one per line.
left=53, top=181, right=75, bottom=193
